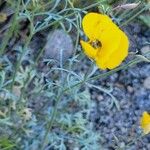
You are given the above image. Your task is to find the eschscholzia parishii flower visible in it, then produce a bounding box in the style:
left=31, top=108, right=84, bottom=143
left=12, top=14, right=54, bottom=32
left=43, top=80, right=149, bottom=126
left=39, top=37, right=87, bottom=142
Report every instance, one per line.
left=80, top=13, right=129, bottom=70
left=140, top=111, right=150, bottom=135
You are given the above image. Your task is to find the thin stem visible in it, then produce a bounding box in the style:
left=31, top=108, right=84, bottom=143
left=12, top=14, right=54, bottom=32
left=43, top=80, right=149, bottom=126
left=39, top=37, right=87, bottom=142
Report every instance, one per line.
left=89, top=59, right=141, bottom=81
left=0, top=0, right=21, bottom=55
left=9, top=22, right=34, bottom=115
left=113, top=0, right=128, bottom=17
left=40, top=92, right=63, bottom=150
left=120, top=3, right=150, bottom=27
left=35, top=1, right=104, bottom=33
left=35, top=47, right=45, bottom=64
left=63, top=57, right=142, bottom=94
left=68, top=0, right=80, bottom=57
left=10, top=32, right=33, bottom=92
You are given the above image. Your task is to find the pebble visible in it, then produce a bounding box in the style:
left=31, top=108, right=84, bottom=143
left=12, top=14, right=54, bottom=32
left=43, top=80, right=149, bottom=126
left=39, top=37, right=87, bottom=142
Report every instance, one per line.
left=73, top=148, right=79, bottom=150
left=119, top=142, right=125, bottom=148
left=141, top=45, right=150, bottom=55
left=44, top=29, right=74, bottom=63
left=143, top=76, right=150, bottom=89
left=97, top=95, right=104, bottom=101
left=127, top=85, right=134, bottom=93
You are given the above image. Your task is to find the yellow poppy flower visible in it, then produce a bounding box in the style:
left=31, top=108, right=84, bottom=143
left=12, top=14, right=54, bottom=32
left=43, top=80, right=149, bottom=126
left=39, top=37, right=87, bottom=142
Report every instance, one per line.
left=80, top=13, right=129, bottom=70
left=140, top=111, right=150, bottom=135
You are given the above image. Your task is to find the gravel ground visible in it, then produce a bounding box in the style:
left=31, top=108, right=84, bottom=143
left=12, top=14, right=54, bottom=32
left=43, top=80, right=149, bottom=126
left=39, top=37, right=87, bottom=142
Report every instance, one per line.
left=89, top=23, right=150, bottom=149
left=31, top=22, right=150, bottom=149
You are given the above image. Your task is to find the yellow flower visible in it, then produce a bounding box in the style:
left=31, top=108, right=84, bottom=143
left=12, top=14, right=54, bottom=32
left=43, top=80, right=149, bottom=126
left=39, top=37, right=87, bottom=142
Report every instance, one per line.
left=80, top=13, right=129, bottom=70
left=140, top=111, right=150, bottom=135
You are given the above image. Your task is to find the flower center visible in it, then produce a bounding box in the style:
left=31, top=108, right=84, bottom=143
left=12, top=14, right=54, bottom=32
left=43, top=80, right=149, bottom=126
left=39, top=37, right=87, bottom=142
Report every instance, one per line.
left=90, top=39, right=102, bottom=49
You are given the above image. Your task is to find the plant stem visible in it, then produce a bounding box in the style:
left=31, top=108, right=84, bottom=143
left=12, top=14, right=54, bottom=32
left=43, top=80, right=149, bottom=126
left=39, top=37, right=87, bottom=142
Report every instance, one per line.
left=63, top=57, right=142, bottom=94
left=9, top=27, right=33, bottom=115
left=120, top=3, right=150, bottom=27
left=0, top=0, right=21, bottom=55
left=35, top=1, right=105, bottom=33
left=40, top=92, right=63, bottom=150
left=10, top=33, right=33, bottom=92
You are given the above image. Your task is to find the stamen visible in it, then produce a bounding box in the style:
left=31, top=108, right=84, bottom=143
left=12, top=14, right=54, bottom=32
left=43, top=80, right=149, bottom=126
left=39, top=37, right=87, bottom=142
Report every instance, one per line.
left=90, top=39, right=102, bottom=49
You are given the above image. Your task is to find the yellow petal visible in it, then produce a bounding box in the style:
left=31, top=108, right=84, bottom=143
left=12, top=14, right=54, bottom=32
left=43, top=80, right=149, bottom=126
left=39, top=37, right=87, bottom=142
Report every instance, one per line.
left=95, top=58, right=107, bottom=70
left=82, top=13, right=112, bottom=40
left=141, top=111, right=150, bottom=135
left=105, top=30, right=129, bottom=69
left=80, top=40, right=98, bottom=59
left=95, top=27, right=122, bottom=69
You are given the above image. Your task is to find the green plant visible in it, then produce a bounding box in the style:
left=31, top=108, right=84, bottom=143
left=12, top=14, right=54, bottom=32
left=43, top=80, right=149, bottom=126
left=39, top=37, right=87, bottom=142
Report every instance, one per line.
left=0, top=0, right=149, bottom=150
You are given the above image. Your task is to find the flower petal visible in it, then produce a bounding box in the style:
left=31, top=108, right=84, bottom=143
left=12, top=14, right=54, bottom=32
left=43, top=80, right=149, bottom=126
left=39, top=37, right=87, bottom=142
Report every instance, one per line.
left=141, top=112, right=150, bottom=134
left=105, top=30, right=129, bottom=69
left=141, top=112, right=150, bottom=135
left=80, top=40, right=98, bottom=59
left=82, top=13, right=112, bottom=40
left=95, top=28, right=122, bottom=69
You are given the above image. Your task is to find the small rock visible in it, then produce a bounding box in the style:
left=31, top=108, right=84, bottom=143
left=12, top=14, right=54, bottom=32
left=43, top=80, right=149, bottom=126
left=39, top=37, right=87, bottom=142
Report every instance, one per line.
left=13, top=86, right=21, bottom=97
left=141, top=45, right=150, bottom=55
left=143, top=77, right=150, bottom=89
left=119, top=142, right=125, bottom=149
left=73, top=148, right=79, bottom=150
left=97, top=95, right=104, bottom=101
left=44, top=29, right=74, bottom=63
left=127, top=86, right=134, bottom=93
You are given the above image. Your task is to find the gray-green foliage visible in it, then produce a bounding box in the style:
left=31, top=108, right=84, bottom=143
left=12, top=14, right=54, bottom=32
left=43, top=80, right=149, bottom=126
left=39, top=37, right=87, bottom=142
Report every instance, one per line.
left=139, top=14, right=150, bottom=27
left=0, top=0, right=150, bottom=150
